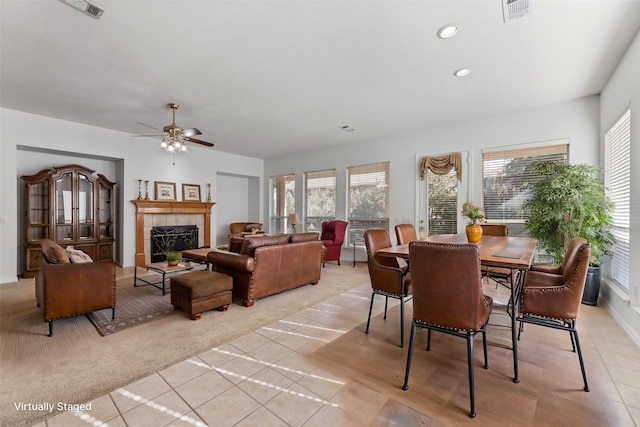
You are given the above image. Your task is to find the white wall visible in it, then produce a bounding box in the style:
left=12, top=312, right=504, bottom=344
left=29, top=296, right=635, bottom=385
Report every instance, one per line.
left=264, top=96, right=600, bottom=236
left=0, top=108, right=263, bottom=284
left=599, top=30, right=640, bottom=344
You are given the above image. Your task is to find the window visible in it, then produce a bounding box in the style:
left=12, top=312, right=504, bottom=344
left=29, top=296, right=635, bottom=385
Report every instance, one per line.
left=605, top=109, right=630, bottom=290
left=427, top=169, right=458, bottom=235
left=483, top=143, right=568, bottom=236
left=304, top=169, right=336, bottom=232
left=270, top=174, right=295, bottom=234
left=347, top=162, right=389, bottom=244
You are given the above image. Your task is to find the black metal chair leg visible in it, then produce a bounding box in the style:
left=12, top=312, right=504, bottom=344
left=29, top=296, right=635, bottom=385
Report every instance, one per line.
left=482, top=329, right=489, bottom=369
left=572, top=325, right=590, bottom=392
left=400, top=296, right=404, bottom=348
left=365, top=293, right=375, bottom=334
left=48, top=320, right=53, bottom=337
left=402, top=321, right=417, bottom=391
left=111, top=307, right=116, bottom=320
left=427, top=328, right=432, bottom=351
left=383, top=296, right=388, bottom=319
left=466, top=332, right=476, bottom=418
left=568, top=321, right=576, bottom=352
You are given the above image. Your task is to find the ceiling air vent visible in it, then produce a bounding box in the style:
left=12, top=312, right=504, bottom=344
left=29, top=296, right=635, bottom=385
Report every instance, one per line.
left=61, top=0, right=104, bottom=19
left=502, top=0, right=530, bottom=22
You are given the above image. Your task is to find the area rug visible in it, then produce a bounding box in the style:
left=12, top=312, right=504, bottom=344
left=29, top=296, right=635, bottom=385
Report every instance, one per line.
left=86, top=273, right=175, bottom=335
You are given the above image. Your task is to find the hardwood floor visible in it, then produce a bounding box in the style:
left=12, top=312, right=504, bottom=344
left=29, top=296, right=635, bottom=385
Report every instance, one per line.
left=308, top=281, right=640, bottom=426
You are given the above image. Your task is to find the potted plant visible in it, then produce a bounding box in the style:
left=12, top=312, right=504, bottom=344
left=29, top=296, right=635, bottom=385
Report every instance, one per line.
left=165, top=250, right=182, bottom=266
left=462, top=202, right=485, bottom=243
left=524, top=161, right=614, bottom=305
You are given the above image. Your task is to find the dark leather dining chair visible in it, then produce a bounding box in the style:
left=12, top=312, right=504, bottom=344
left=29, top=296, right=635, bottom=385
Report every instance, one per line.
left=364, top=229, right=412, bottom=347
left=402, top=241, right=492, bottom=418
left=517, top=237, right=592, bottom=392
left=394, top=224, right=418, bottom=245
left=480, top=224, right=513, bottom=289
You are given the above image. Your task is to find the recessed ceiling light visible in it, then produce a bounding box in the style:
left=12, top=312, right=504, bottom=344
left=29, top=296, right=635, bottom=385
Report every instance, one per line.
left=454, top=68, right=471, bottom=77
left=340, top=125, right=356, bottom=132
left=437, top=24, right=458, bottom=39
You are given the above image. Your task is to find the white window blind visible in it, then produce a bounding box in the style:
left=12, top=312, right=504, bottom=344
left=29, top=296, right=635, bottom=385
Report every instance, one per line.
left=483, top=143, right=568, bottom=235
left=347, top=162, right=390, bottom=244
left=304, top=169, right=336, bottom=232
left=271, top=174, right=295, bottom=234
left=606, top=109, right=630, bottom=290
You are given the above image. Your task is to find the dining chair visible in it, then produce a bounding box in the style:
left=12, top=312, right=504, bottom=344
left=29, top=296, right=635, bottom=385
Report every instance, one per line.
left=402, top=241, right=492, bottom=418
left=517, top=237, right=592, bottom=392
left=394, top=223, right=418, bottom=245
left=364, top=229, right=412, bottom=347
left=480, top=224, right=513, bottom=290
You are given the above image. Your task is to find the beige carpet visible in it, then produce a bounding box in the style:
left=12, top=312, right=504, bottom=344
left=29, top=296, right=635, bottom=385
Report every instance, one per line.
left=0, top=263, right=370, bottom=427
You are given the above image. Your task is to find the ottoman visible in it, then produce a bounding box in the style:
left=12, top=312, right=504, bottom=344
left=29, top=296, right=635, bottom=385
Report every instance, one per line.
left=170, top=271, right=233, bottom=320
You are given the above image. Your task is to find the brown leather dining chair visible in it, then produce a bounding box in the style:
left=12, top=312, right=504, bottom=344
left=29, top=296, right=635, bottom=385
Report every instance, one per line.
left=394, top=223, right=417, bottom=245
left=517, top=237, right=592, bottom=392
left=402, top=241, right=492, bottom=418
left=480, top=224, right=512, bottom=289
left=364, top=229, right=412, bottom=347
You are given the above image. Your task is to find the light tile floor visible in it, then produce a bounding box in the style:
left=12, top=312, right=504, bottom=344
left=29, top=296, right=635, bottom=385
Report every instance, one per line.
left=33, top=281, right=640, bottom=427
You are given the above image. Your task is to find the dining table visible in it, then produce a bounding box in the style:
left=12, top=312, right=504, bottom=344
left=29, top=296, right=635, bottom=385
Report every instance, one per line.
left=376, top=233, right=537, bottom=383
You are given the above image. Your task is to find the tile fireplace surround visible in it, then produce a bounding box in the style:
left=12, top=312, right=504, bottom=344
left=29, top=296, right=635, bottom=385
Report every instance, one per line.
left=132, top=200, right=215, bottom=266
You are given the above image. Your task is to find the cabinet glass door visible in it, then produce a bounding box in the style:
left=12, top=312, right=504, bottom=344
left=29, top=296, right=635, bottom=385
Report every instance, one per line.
left=28, top=179, right=50, bottom=241
left=98, top=183, right=112, bottom=238
left=55, top=172, right=74, bottom=241
left=78, top=173, right=94, bottom=239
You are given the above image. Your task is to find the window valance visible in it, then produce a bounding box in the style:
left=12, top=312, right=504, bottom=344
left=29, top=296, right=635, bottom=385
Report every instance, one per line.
left=420, top=152, right=462, bottom=181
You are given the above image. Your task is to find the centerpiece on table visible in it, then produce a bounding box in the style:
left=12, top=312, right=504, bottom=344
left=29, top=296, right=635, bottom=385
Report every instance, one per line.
left=165, top=250, right=182, bottom=266
left=462, top=202, right=485, bottom=243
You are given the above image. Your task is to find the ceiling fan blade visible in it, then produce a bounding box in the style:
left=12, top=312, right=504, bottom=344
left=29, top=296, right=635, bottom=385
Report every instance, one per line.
left=136, top=121, right=162, bottom=131
left=131, top=134, right=163, bottom=137
left=182, top=127, right=202, bottom=137
left=185, top=136, right=214, bottom=147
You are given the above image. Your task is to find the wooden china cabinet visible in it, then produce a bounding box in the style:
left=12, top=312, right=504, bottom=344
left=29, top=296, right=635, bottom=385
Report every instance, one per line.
left=22, top=164, right=116, bottom=277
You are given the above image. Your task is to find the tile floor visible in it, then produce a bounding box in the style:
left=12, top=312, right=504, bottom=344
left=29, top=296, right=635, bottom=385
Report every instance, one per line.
left=32, top=280, right=640, bottom=427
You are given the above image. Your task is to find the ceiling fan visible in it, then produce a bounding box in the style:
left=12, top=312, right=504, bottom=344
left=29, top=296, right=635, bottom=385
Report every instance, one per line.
left=132, top=103, right=214, bottom=152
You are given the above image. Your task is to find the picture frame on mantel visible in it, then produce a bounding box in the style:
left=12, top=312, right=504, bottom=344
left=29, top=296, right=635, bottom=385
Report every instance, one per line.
left=182, top=184, right=201, bottom=202
left=155, top=181, right=176, bottom=201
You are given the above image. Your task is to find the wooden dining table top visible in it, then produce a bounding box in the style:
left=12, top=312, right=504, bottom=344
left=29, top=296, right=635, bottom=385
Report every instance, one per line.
left=376, top=234, right=537, bottom=270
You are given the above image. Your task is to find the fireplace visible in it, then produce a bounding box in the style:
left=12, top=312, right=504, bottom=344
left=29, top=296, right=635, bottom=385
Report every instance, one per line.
left=150, top=225, right=199, bottom=262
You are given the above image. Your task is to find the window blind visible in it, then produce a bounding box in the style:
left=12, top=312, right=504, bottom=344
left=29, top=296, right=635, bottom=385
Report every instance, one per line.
left=427, top=169, right=458, bottom=235
left=483, top=143, right=568, bottom=224
left=347, top=162, right=390, bottom=243
left=606, top=109, right=630, bottom=290
left=304, top=169, right=336, bottom=232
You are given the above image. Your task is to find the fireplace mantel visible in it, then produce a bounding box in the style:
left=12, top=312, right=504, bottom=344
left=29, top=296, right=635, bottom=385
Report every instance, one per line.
left=132, top=200, right=215, bottom=266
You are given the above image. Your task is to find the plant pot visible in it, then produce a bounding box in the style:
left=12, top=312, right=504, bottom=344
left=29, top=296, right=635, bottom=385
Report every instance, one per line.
left=465, top=224, right=483, bottom=243
left=581, top=265, right=601, bottom=306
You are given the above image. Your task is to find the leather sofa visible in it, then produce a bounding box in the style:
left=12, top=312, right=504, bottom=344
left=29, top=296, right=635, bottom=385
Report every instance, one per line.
left=35, top=239, right=116, bottom=336
left=207, top=232, right=322, bottom=307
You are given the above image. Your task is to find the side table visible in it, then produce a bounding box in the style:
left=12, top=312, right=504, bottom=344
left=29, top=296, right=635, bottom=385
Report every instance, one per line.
left=353, top=238, right=366, bottom=267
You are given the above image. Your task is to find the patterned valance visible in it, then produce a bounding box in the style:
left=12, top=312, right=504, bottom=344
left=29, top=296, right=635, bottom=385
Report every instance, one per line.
left=419, top=152, right=463, bottom=181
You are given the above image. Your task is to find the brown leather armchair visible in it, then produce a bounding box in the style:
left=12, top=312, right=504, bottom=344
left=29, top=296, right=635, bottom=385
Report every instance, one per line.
left=364, top=229, right=412, bottom=347
left=394, top=224, right=417, bottom=245
left=517, top=237, right=591, bottom=392
left=36, top=239, right=115, bottom=336
left=402, top=241, right=492, bottom=418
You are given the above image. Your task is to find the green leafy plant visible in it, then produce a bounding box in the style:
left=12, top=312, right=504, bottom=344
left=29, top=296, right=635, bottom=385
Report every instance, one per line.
left=524, top=161, right=614, bottom=265
left=165, top=250, right=182, bottom=263
left=461, top=202, right=485, bottom=226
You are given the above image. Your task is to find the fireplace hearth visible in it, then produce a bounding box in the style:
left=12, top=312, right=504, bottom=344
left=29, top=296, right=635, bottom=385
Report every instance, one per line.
left=151, top=225, right=198, bottom=262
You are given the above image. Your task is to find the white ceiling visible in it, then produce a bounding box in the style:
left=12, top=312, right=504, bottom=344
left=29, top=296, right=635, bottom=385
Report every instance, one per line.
left=2, top=1, right=639, bottom=159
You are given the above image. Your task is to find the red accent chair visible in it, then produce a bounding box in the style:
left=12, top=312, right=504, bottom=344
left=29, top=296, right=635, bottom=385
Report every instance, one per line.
left=321, top=220, right=348, bottom=266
